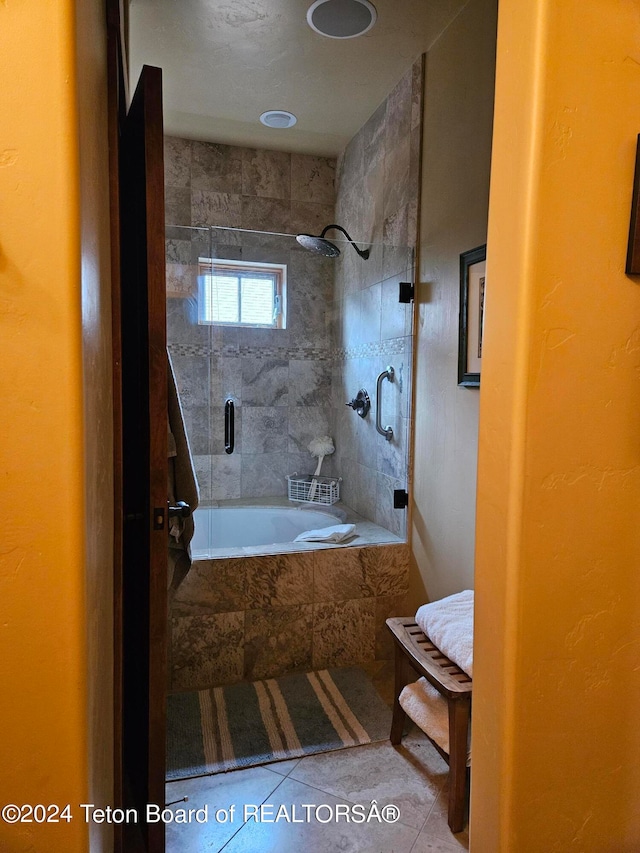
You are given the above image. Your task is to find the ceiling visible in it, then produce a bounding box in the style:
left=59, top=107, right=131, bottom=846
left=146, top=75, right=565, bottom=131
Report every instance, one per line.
left=129, top=0, right=467, bottom=157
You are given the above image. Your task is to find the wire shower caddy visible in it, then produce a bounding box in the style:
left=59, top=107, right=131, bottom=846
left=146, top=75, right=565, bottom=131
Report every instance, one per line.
left=286, top=473, right=341, bottom=506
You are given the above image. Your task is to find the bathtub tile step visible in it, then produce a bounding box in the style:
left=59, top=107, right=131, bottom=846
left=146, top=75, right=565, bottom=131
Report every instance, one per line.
left=245, top=553, right=314, bottom=608
left=172, top=557, right=247, bottom=616
left=312, top=598, right=376, bottom=670
left=171, top=611, right=245, bottom=691
left=244, top=604, right=314, bottom=681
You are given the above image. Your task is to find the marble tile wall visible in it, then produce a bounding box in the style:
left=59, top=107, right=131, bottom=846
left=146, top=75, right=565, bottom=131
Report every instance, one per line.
left=169, top=543, right=409, bottom=690
left=329, top=56, right=424, bottom=539
left=165, top=139, right=337, bottom=500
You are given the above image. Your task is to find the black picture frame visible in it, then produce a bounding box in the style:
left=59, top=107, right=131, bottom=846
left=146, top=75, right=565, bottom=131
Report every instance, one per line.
left=458, top=244, right=487, bottom=387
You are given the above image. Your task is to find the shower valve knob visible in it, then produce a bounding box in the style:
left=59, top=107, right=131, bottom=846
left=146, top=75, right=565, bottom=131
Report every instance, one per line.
left=346, top=389, right=370, bottom=419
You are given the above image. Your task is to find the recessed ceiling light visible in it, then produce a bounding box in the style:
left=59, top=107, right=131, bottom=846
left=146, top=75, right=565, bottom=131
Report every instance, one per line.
left=307, top=0, right=377, bottom=39
left=259, top=110, right=298, bottom=129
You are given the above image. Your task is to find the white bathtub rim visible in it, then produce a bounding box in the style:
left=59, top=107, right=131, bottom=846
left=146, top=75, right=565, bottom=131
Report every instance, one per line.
left=199, top=500, right=346, bottom=522
left=191, top=500, right=402, bottom=559
left=191, top=503, right=350, bottom=555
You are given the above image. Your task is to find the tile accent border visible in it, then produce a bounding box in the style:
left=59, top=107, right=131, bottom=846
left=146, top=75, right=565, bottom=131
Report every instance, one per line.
left=168, top=339, right=405, bottom=362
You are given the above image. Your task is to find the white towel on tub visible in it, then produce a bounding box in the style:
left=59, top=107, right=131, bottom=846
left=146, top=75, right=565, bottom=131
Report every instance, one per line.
left=400, top=677, right=471, bottom=765
left=415, top=589, right=474, bottom=677
left=293, top=523, right=355, bottom=543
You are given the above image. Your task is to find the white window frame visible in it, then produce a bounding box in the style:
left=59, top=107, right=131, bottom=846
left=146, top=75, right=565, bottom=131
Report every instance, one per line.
left=197, top=257, right=286, bottom=329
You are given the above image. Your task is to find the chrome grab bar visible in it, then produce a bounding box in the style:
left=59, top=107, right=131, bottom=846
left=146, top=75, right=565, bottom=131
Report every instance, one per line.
left=376, top=366, right=394, bottom=441
left=224, top=398, right=235, bottom=454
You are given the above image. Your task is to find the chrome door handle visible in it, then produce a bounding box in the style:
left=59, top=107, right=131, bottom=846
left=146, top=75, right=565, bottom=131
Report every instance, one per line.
left=375, top=366, right=394, bottom=441
left=168, top=501, right=191, bottom=518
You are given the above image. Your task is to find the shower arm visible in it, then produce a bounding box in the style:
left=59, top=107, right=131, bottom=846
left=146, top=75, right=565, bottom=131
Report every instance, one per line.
left=320, top=224, right=370, bottom=260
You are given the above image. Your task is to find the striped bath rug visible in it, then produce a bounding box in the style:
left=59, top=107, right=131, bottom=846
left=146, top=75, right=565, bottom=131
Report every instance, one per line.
left=166, top=666, right=391, bottom=780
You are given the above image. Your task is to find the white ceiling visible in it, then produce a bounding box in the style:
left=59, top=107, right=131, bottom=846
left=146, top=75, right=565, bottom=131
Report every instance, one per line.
left=129, top=0, right=467, bottom=157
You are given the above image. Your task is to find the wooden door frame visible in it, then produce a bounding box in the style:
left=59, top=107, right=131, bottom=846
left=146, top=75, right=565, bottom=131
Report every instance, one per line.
left=106, top=2, right=126, bottom=849
left=118, top=62, right=168, bottom=853
left=108, top=1, right=170, bottom=844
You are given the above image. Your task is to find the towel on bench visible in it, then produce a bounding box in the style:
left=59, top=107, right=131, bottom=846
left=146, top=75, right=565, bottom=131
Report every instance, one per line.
left=415, top=589, right=474, bottom=677
left=400, top=677, right=471, bottom=765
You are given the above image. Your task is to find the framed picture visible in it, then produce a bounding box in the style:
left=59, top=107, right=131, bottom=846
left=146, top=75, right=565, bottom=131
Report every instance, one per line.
left=458, top=244, right=486, bottom=387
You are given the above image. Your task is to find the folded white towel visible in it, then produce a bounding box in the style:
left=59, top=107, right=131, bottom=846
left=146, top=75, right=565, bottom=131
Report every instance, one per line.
left=415, top=589, right=474, bottom=677
left=400, top=677, right=471, bottom=765
left=293, top=523, right=356, bottom=543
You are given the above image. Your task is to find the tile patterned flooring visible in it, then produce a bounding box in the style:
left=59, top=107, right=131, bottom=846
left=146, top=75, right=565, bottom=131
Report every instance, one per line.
left=165, top=663, right=469, bottom=853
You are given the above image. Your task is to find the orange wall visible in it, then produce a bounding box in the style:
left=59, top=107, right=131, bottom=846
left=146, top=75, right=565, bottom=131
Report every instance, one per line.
left=472, top=0, right=640, bottom=848
left=0, top=0, right=111, bottom=850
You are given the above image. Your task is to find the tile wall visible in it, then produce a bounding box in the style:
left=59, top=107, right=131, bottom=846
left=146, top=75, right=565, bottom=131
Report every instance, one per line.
left=329, top=56, right=424, bottom=538
left=170, top=543, right=409, bottom=690
left=165, top=141, right=338, bottom=500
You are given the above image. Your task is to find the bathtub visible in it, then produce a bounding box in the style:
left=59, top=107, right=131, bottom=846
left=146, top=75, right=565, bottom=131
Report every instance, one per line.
left=191, top=504, right=347, bottom=557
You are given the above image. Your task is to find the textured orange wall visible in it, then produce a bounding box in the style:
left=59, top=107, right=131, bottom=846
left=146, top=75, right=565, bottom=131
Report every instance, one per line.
left=472, top=0, right=640, bottom=848
left=0, top=1, right=90, bottom=850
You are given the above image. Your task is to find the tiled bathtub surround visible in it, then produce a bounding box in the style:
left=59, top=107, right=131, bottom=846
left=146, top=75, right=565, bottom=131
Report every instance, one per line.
left=329, top=56, right=424, bottom=540
left=165, top=137, right=338, bottom=502
left=165, top=62, right=420, bottom=528
left=169, top=543, right=409, bottom=691
left=164, top=61, right=423, bottom=691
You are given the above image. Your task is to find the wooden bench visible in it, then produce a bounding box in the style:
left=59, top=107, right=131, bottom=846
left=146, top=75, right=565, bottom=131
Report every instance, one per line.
left=386, top=616, right=472, bottom=833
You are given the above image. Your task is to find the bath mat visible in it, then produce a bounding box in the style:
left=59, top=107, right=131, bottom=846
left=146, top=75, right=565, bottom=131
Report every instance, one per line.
left=166, top=666, right=391, bottom=780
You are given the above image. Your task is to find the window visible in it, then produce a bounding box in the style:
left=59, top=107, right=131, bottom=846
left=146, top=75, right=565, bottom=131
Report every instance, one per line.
left=197, top=258, right=286, bottom=328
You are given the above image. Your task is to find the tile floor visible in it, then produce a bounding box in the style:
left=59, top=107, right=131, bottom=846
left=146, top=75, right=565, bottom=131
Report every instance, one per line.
left=165, top=729, right=469, bottom=852
left=164, top=662, right=469, bottom=852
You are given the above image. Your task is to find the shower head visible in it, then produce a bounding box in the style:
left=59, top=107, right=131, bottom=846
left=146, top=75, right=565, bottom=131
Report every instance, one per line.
left=296, top=233, right=341, bottom=257
left=296, top=224, right=370, bottom=260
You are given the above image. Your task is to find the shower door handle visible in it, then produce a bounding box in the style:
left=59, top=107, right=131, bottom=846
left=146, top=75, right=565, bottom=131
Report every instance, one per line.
left=224, top=399, right=235, bottom=454
left=376, top=366, right=394, bottom=441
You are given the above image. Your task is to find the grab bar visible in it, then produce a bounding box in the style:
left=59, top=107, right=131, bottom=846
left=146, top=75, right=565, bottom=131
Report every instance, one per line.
left=224, top=399, right=235, bottom=454
left=376, top=366, right=394, bottom=441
